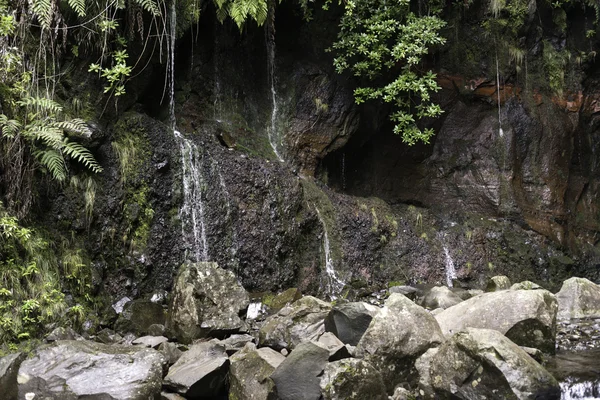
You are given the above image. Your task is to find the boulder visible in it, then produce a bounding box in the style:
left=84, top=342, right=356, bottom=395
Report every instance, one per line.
left=163, top=340, right=229, bottom=398
left=355, top=293, right=444, bottom=391
left=319, top=358, right=388, bottom=400
left=147, top=324, right=166, bottom=336
left=324, top=302, right=379, bottom=346
left=317, top=332, right=352, bottom=361
left=166, top=262, right=249, bottom=343
left=486, top=275, right=512, bottom=292
left=17, top=340, right=166, bottom=400
left=132, top=335, right=169, bottom=349
left=556, top=277, right=600, bottom=321
left=46, top=327, right=82, bottom=342
left=511, top=281, right=543, bottom=291
left=264, top=288, right=303, bottom=312
left=229, top=343, right=285, bottom=400
left=259, top=296, right=332, bottom=350
left=421, top=286, right=463, bottom=310
left=422, top=328, right=560, bottom=399
left=95, top=328, right=123, bottom=344
left=388, top=285, right=421, bottom=300
left=219, top=333, right=255, bottom=355
left=0, top=353, right=25, bottom=400
left=115, top=299, right=166, bottom=335
left=435, top=289, right=558, bottom=353
left=271, top=341, right=330, bottom=400
left=158, top=342, right=183, bottom=366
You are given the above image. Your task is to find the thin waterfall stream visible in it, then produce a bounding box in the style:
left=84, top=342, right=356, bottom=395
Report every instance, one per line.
left=265, top=17, right=284, bottom=162
left=315, top=206, right=344, bottom=298
left=169, top=0, right=209, bottom=262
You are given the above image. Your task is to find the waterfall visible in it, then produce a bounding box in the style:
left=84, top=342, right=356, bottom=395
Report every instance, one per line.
left=443, top=246, right=457, bottom=288
left=315, top=207, right=344, bottom=298
left=496, top=50, right=504, bottom=138
left=265, top=16, right=284, bottom=162
left=169, top=0, right=209, bottom=262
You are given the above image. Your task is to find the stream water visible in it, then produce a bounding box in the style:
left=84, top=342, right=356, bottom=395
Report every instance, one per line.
left=169, top=0, right=209, bottom=262
left=265, top=19, right=284, bottom=162
left=315, top=207, right=344, bottom=298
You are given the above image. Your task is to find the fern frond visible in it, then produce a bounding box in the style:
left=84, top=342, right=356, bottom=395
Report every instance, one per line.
left=51, top=119, right=92, bottom=138
left=17, top=97, right=63, bottom=114
left=35, top=149, right=67, bottom=181
left=32, top=0, right=53, bottom=29
left=214, top=0, right=228, bottom=10
left=25, top=123, right=64, bottom=148
left=251, top=0, right=268, bottom=26
left=62, top=139, right=103, bottom=174
left=229, top=0, right=248, bottom=30
left=67, top=0, right=86, bottom=17
left=216, top=5, right=228, bottom=23
left=0, top=115, right=22, bottom=138
left=134, top=0, right=160, bottom=16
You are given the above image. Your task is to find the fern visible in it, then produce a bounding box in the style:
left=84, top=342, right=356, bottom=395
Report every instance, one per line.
left=31, top=0, right=53, bottom=29
left=25, top=123, right=64, bottom=148
left=67, top=0, right=86, bottom=17
left=216, top=5, right=228, bottom=23
left=17, top=97, right=63, bottom=114
left=134, top=0, right=160, bottom=16
left=61, top=140, right=103, bottom=174
left=0, top=115, right=22, bottom=138
left=51, top=119, right=92, bottom=138
left=35, top=149, right=67, bottom=181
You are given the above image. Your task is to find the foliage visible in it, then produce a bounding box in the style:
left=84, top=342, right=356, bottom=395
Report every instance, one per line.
left=0, top=202, right=92, bottom=343
left=329, top=0, right=446, bottom=145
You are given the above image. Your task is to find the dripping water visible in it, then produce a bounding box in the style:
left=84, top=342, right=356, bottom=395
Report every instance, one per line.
left=315, top=207, right=344, bottom=298
left=169, top=0, right=209, bottom=262
left=265, top=15, right=284, bottom=162
left=496, top=50, right=504, bottom=138
left=442, top=245, right=457, bottom=288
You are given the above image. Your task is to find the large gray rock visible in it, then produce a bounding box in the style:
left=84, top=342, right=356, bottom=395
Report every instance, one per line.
left=271, top=341, right=330, bottom=400
left=319, top=358, right=387, bottom=400
left=324, top=302, right=379, bottom=346
left=0, top=353, right=25, bottom=400
left=511, top=281, right=543, bottom=291
left=556, top=277, right=600, bottom=321
left=421, top=286, right=464, bottom=310
left=259, top=296, right=332, bottom=350
left=17, top=340, right=166, bottom=400
left=422, top=328, right=560, bottom=399
left=166, top=262, right=249, bottom=343
left=229, top=343, right=285, bottom=400
left=163, top=340, right=229, bottom=398
left=435, top=289, right=558, bottom=353
left=355, top=293, right=444, bottom=391
left=486, top=275, right=512, bottom=292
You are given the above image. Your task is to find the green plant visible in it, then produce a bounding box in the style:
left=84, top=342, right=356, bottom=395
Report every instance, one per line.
left=329, top=0, right=446, bottom=144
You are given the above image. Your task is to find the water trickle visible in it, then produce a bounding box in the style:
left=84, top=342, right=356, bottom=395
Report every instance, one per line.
left=169, top=0, right=209, bottom=262
left=315, top=207, right=344, bottom=298
left=443, top=246, right=457, bottom=288
left=265, top=19, right=284, bottom=162
left=496, top=51, right=504, bottom=138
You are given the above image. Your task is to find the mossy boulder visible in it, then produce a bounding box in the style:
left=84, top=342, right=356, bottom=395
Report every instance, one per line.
left=114, top=300, right=166, bottom=335
left=166, top=262, right=249, bottom=343
left=324, top=302, right=380, bottom=346
left=421, top=286, right=464, bottom=310
left=355, top=293, right=444, bottom=391
left=259, top=296, right=332, bottom=351
left=0, top=353, right=25, bottom=400
left=319, top=358, right=387, bottom=400
left=556, top=277, right=600, bottom=321
left=486, top=275, right=512, bottom=292
left=422, top=328, right=560, bottom=399
left=435, top=289, right=558, bottom=353
left=229, top=342, right=284, bottom=400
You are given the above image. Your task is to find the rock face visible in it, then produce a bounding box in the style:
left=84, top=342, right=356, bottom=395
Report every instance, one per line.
left=229, top=343, right=285, bottom=400
left=355, top=293, right=444, bottom=390
left=115, top=299, right=166, bottom=335
left=556, top=277, right=600, bottom=320
left=166, top=262, right=249, bottom=343
left=259, top=296, right=332, bottom=350
left=324, top=302, right=380, bottom=345
left=17, top=340, right=166, bottom=400
left=271, top=341, right=330, bottom=400
left=422, top=328, right=560, bottom=399
left=319, top=358, right=388, bottom=400
left=435, top=289, right=558, bottom=353
left=421, top=286, right=463, bottom=310
left=0, top=353, right=25, bottom=400
left=163, top=340, right=229, bottom=398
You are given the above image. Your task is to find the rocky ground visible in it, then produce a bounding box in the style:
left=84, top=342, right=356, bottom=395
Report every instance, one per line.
left=2, top=265, right=600, bottom=400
